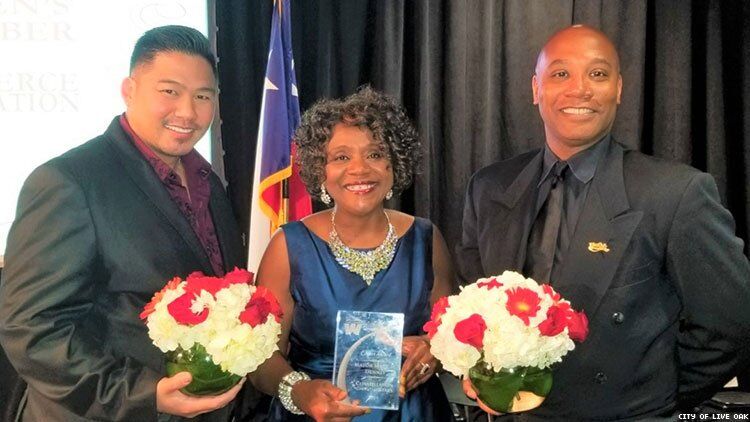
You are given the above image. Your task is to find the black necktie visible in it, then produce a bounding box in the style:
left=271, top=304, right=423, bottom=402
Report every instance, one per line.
left=523, top=161, right=568, bottom=283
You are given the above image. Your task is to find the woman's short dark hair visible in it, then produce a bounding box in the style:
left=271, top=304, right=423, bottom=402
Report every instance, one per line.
left=130, top=25, right=216, bottom=76
left=295, top=87, right=422, bottom=199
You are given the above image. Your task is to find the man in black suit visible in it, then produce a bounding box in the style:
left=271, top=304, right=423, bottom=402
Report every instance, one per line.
left=0, top=26, right=245, bottom=421
left=458, top=25, right=750, bottom=420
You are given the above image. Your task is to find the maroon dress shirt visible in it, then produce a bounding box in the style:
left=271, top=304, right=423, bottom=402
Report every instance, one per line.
left=119, top=114, right=225, bottom=276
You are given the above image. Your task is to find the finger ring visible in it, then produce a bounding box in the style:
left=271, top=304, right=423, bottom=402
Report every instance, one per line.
left=418, top=362, right=430, bottom=376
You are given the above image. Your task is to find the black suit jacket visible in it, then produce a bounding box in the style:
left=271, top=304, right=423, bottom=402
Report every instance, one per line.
left=456, top=140, right=750, bottom=420
left=0, top=118, right=245, bottom=421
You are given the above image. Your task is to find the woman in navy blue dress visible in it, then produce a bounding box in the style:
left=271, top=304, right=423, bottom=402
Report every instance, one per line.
left=250, top=87, right=455, bottom=421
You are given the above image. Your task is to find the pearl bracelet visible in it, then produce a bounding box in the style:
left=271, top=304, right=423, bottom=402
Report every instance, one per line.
left=278, top=370, right=310, bottom=415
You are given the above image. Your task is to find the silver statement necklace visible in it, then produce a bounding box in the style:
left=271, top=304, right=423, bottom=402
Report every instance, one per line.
left=328, top=208, right=398, bottom=285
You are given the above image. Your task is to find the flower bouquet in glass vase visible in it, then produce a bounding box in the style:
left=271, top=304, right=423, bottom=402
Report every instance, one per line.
left=140, top=268, right=282, bottom=396
left=424, top=271, right=588, bottom=413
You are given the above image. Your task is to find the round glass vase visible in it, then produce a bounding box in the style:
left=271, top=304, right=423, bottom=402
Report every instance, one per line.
left=468, top=360, right=552, bottom=413
left=165, top=344, right=241, bottom=396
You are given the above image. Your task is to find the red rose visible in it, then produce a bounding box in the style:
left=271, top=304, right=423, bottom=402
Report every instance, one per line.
left=187, top=271, right=206, bottom=280
left=542, top=284, right=561, bottom=302
left=430, top=296, right=450, bottom=320
left=538, top=304, right=568, bottom=337
left=239, top=286, right=283, bottom=327
left=453, top=314, right=487, bottom=349
left=255, top=286, right=283, bottom=320
left=423, top=296, right=450, bottom=338
left=140, top=276, right=182, bottom=320
left=567, top=310, right=589, bottom=342
left=224, top=267, right=255, bottom=285
left=167, top=292, right=209, bottom=325
left=477, top=278, right=503, bottom=290
left=184, top=275, right=227, bottom=296
left=423, top=320, right=439, bottom=338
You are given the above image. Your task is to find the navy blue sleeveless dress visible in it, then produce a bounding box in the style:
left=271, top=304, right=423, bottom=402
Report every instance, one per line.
left=267, top=217, right=453, bottom=421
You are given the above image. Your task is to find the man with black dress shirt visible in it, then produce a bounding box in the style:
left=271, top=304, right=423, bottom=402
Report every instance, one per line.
left=457, top=25, right=750, bottom=420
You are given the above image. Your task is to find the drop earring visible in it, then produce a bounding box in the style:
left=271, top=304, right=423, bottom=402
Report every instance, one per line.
left=385, top=189, right=393, bottom=200
left=320, top=183, right=331, bottom=205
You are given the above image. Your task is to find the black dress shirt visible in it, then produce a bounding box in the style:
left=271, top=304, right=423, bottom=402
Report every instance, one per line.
left=532, top=135, right=612, bottom=276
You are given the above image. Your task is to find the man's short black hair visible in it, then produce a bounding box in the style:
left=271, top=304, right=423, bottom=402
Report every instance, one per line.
left=130, top=25, right=216, bottom=75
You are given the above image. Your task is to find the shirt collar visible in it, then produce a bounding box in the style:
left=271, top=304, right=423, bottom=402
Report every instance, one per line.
left=539, top=134, right=611, bottom=187
left=118, top=114, right=212, bottom=182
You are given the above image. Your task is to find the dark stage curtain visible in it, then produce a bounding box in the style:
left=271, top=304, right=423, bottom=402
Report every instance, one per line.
left=215, top=0, right=750, bottom=397
left=216, top=0, right=749, bottom=262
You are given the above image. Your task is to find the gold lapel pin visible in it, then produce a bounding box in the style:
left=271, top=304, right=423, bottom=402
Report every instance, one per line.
left=588, top=242, right=610, bottom=253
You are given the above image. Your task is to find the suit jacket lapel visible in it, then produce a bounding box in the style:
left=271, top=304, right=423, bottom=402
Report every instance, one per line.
left=553, top=142, right=642, bottom=318
left=208, top=176, right=245, bottom=272
left=485, top=151, right=543, bottom=275
left=103, top=118, right=214, bottom=275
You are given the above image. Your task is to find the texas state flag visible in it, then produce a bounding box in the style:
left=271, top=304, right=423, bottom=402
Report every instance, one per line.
left=248, top=0, right=311, bottom=271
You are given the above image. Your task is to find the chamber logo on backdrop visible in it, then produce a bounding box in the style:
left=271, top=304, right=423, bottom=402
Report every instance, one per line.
left=0, top=72, right=78, bottom=112
left=0, top=0, right=73, bottom=42
left=0, top=1, right=77, bottom=111
left=132, top=1, right=190, bottom=26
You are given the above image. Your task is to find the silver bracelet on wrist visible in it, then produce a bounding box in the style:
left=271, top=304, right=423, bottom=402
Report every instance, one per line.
left=278, top=370, right=310, bottom=415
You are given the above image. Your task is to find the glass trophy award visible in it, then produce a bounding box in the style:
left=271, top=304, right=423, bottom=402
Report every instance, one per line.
left=333, top=310, right=404, bottom=410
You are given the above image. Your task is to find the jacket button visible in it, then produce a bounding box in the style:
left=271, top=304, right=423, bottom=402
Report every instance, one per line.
left=612, top=312, right=625, bottom=324
left=595, top=372, right=607, bottom=384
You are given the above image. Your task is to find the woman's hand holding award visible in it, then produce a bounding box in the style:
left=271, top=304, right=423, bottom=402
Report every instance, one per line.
left=333, top=310, right=404, bottom=410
